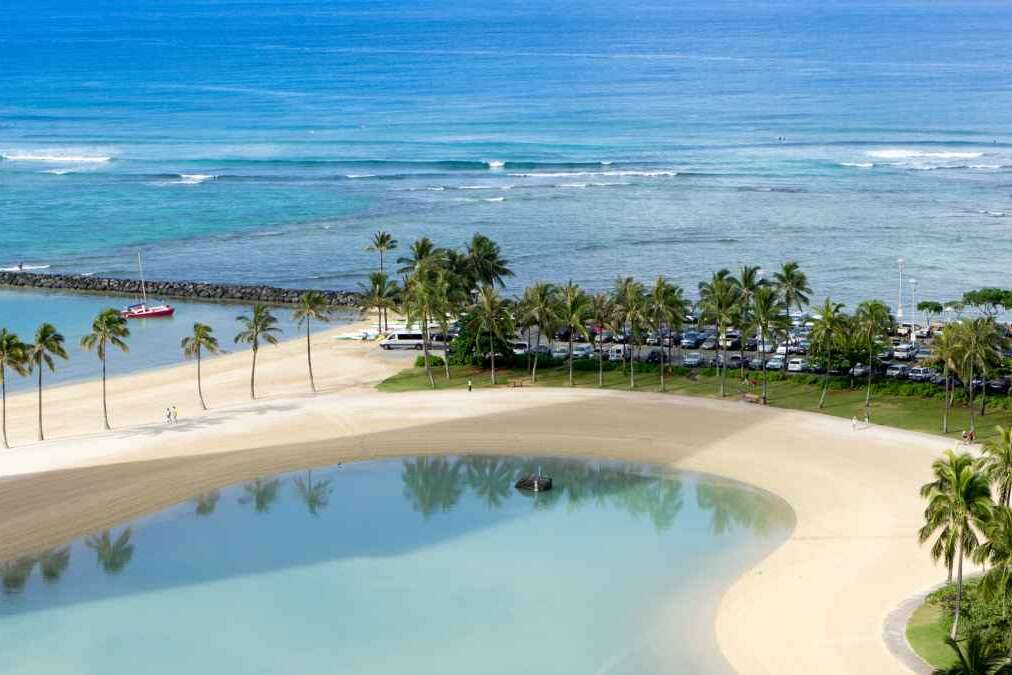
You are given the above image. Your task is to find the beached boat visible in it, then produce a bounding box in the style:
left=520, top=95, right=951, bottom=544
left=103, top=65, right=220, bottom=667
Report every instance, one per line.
left=121, top=253, right=174, bottom=319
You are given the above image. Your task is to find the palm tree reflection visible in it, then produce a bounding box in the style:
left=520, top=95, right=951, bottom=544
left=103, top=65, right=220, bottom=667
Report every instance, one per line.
left=463, top=457, right=513, bottom=509
left=193, top=490, right=221, bottom=516
left=2, top=557, right=36, bottom=594
left=294, top=470, right=333, bottom=516
left=240, top=478, right=282, bottom=514
left=401, top=457, right=463, bottom=518
left=38, top=547, right=71, bottom=583
left=696, top=481, right=792, bottom=535
left=86, top=528, right=134, bottom=574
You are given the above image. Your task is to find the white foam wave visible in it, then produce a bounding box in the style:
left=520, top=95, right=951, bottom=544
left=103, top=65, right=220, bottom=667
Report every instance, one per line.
left=978, top=210, right=1008, bottom=217
left=840, top=162, right=874, bottom=168
left=1, top=153, right=112, bottom=163
left=483, top=197, right=505, bottom=202
left=43, top=168, right=75, bottom=175
left=865, top=149, right=983, bottom=160
left=0, top=264, right=51, bottom=272
left=345, top=173, right=376, bottom=179
left=459, top=185, right=503, bottom=190
left=509, top=170, right=678, bottom=178
left=178, top=173, right=216, bottom=184
left=486, top=160, right=505, bottom=169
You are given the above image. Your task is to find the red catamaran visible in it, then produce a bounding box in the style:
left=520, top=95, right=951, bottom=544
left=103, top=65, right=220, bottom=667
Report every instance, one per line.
left=121, top=253, right=175, bottom=319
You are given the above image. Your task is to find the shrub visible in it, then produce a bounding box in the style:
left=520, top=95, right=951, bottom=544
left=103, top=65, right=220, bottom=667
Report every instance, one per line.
left=414, top=354, right=445, bottom=368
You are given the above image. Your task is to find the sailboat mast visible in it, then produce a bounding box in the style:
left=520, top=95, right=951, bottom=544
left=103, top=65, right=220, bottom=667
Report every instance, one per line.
left=137, top=251, right=147, bottom=304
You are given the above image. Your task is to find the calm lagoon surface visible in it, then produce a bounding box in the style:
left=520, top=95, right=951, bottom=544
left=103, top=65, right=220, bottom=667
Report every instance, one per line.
left=0, top=456, right=793, bottom=675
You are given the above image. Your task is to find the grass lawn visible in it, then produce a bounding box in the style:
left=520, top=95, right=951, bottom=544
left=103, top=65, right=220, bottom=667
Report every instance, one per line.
left=378, top=361, right=1012, bottom=442
left=907, top=602, right=955, bottom=669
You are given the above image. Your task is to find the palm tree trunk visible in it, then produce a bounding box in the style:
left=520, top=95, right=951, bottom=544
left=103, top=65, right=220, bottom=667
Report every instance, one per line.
left=660, top=338, right=666, bottom=392
left=441, top=322, right=451, bottom=380
left=197, top=348, right=207, bottom=410
left=761, top=334, right=769, bottom=404
left=942, top=369, right=950, bottom=433
left=819, top=345, right=831, bottom=409
left=306, top=321, right=316, bottom=393
left=980, top=372, right=987, bottom=417
left=629, top=337, right=636, bottom=389
left=37, top=366, right=44, bottom=441
left=525, top=326, right=532, bottom=375
left=102, top=355, right=110, bottom=430
left=422, top=315, right=435, bottom=389
left=968, top=363, right=976, bottom=433
left=532, top=330, right=540, bottom=383
left=250, top=347, right=257, bottom=400
left=489, top=333, right=496, bottom=385
left=864, top=343, right=873, bottom=420
left=952, top=537, right=964, bottom=640
left=568, top=332, right=574, bottom=386
left=598, top=334, right=604, bottom=387
left=720, top=337, right=728, bottom=397
left=1, top=368, right=7, bottom=449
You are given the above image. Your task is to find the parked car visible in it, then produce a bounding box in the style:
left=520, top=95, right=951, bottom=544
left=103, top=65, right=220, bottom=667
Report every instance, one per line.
left=645, top=350, right=663, bottom=364
left=550, top=345, right=570, bottom=360
left=572, top=344, right=595, bottom=359
left=877, top=348, right=894, bottom=361
left=786, top=357, right=806, bottom=373
left=717, top=353, right=743, bottom=368
left=680, top=332, right=703, bottom=349
left=512, top=342, right=529, bottom=356
left=748, top=357, right=765, bottom=370
left=607, top=345, right=627, bottom=362
left=701, top=337, right=718, bottom=351
left=907, top=367, right=935, bottom=382
left=850, top=363, right=871, bottom=378
left=766, top=356, right=785, bottom=371
left=745, top=337, right=759, bottom=352
left=987, top=378, right=1011, bottom=394
left=886, top=364, right=910, bottom=379
left=683, top=352, right=704, bottom=368
left=893, top=343, right=917, bottom=361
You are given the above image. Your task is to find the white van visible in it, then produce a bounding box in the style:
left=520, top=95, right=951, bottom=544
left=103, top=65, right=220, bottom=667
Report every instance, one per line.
left=607, top=345, right=627, bottom=362
left=380, top=332, right=448, bottom=350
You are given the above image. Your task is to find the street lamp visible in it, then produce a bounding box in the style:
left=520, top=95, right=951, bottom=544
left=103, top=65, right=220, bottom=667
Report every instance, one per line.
left=909, top=278, right=918, bottom=342
left=896, top=258, right=905, bottom=320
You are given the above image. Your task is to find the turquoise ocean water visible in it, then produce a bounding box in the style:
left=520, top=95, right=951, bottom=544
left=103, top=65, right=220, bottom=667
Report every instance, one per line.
left=0, top=457, right=794, bottom=675
left=2, top=0, right=1012, bottom=375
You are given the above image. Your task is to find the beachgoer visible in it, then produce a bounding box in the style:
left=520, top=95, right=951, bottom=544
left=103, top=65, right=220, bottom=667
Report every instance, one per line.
left=16, top=262, right=23, bottom=272
left=863, top=413, right=869, bottom=425
left=165, top=408, right=172, bottom=424
left=467, top=379, right=472, bottom=392
left=172, top=406, right=179, bottom=423
left=851, top=416, right=857, bottom=431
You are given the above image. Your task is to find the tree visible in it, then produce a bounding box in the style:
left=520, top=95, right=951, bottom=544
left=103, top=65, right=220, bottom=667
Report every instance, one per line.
left=294, top=469, right=333, bottom=516
left=973, top=506, right=1012, bottom=660
left=465, top=232, right=513, bottom=289
left=962, top=288, right=1011, bottom=319
left=773, top=261, right=812, bottom=317
left=366, top=231, right=398, bottom=273
left=749, top=287, right=789, bottom=404
left=981, top=426, right=1012, bottom=508
left=402, top=269, right=439, bottom=389
left=614, top=279, right=647, bottom=389
left=733, top=265, right=767, bottom=379
left=293, top=291, right=333, bottom=393
left=920, top=450, right=993, bottom=639
left=466, top=286, right=514, bottom=385
left=955, top=319, right=1005, bottom=431
left=810, top=299, right=845, bottom=409
left=181, top=323, right=219, bottom=410
left=919, top=301, right=945, bottom=328
left=25, top=323, right=68, bottom=441
left=647, top=276, right=686, bottom=392
left=0, top=329, right=28, bottom=448
left=430, top=268, right=466, bottom=380
left=699, top=271, right=743, bottom=397
left=397, top=237, right=440, bottom=276
left=854, top=299, right=893, bottom=421
left=931, top=326, right=964, bottom=434
left=80, top=309, right=130, bottom=430
left=559, top=281, right=590, bottom=386
left=366, top=231, right=398, bottom=326
left=520, top=282, right=561, bottom=383
left=234, top=303, right=281, bottom=400
left=358, top=271, right=399, bottom=333
left=588, top=292, right=613, bottom=388
left=933, top=632, right=1012, bottom=674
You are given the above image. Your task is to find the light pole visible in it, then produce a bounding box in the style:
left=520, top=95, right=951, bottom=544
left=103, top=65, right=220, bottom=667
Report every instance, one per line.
left=896, top=258, right=905, bottom=321
left=909, top=278, right=918, bottom=342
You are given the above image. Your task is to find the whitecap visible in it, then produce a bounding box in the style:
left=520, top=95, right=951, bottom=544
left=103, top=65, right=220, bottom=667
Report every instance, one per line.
left=840, top=162, right=874, bottom=168
left=1, top=153, right=112, bottom=163
left=509, top=170, right=677, bottom=178
left=483, top=197, right=505, bottom=202
left=486, top=160, right=505, bottom=170
left=0, top=264, right=51, bottom=272
left=865, top=149, right=983, bottom=160
left=43, top=168, right=75, bottom=175
left=177, top=173, right=216, bottom=184
left=345, top=173, right=376, bottom=179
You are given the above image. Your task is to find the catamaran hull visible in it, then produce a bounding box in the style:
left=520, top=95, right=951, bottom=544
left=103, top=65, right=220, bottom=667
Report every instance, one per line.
left=121, top=306, right=175, bottom=319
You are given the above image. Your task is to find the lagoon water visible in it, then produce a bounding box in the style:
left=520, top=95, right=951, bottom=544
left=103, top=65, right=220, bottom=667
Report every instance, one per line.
left=3, top=0, right=1012, bottom=317
left=0, top=457, right=793, bottom=675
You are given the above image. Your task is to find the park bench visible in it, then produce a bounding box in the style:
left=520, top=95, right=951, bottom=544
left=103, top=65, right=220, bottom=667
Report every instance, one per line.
left=742, top=392, right=763, bottom=404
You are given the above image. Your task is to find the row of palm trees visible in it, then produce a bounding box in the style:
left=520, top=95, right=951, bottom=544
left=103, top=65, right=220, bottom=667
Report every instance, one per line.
left=0, top=291, right=339, bottom=446
left=920, top=432, right=1012, bottom=670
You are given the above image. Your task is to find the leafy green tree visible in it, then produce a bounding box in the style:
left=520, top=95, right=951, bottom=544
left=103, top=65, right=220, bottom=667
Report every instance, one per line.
left=358, top=271, right=399, bottom=333
left=920, top=301, right=945, bottom=327
left=86, top=528, right=134, bottom=574
left=933, top=632, right=1012, bottom=674
left=0, top=329, right=28, bottom=448
left=181, top=322, right=219, bottom=410
left=981, top=427, right=1012, bottom=508
left=466, top=286, right=514, bottom=385
left=920, top=450, right=994, bottom=638
left=955, top=319, right=1005, bottom=431
left=749, top=287, right=789, bottom=404
left=294, top=469, right=333, bottom=516
left=430, top=268, right=466, bottom=380
left=810, top=299, right=845, bottom=409
left=465, top=232, right=513, bottom=289
left=973, top=506, right=1012, bottom=658
left=962, top=288, right=1011, bottom=319
left=854, top=299, right=893, bottom=421
left=520, top=282, right=561, bottom=383
left=931, top=326, right=964, bottom=434
left=773, top=261, right=812, bottom=316
left=234, top=303, right=281, bottom=400
left=80, top=309, right=130, bottom=430
left=560, top=281, right=590, bottom=386
left=25, top=323, right=68, bottom=441
left=293, top=291, right=333, bottom=393
left=732, top=265, right=767, bottom=378
left=647, top=276, right=686, bottom=392
left=699, top=271, right=743, bottom=397
left=396, top=237, right=441, bottom=276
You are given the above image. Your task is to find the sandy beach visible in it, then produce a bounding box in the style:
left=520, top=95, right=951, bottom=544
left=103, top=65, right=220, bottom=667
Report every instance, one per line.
left=0, top=323, right=948, bottom=675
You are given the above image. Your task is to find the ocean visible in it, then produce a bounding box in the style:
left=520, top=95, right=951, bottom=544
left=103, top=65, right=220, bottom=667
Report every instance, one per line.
left=3, top=0, right=1012, bottom=328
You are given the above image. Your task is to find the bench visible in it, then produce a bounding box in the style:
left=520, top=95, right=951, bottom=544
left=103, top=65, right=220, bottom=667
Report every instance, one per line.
left=742, top=393, right=763, bottom=404
left=509, top=378, right=530, bottom=388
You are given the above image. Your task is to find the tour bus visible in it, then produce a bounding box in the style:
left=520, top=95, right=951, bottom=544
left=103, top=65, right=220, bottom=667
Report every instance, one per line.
left=380, top=332, right=448, bottom=350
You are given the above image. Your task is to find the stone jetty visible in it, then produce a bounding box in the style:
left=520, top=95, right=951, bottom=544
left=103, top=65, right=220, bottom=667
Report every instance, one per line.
left=0, top=271, right=360, bottom=307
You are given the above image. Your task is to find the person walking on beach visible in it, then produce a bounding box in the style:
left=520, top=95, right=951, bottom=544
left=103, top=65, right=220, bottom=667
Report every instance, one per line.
left=851, top=416, right=857, bottom=431
left=467, top=379, right=472, bottom=392
left=172, top=406, right=179, bottom=423
left=165, top=407, right=172, bottom=424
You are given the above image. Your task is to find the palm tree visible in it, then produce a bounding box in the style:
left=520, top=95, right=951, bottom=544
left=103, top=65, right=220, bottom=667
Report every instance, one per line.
left=358, top=271, right=399, bottom=333
left=431, top=268, right=465, bottom=380
left=294, top=469, right=333, bottom=516
left=810, top=299, right=845, bottom=409
left=466, top=286, right=514, bottom=385
left=647, top=277, right=686, bottom=392
left=86, top=528, right=134, bottom=574
left=560, top=281, right=590, bottom=386
left=80, top=309, right=130, bottom=430
left=0, top=329, right=27, bottom=448
left=366, top=230, right=398, bottom=273
left=749, top=287, right=788, bottom=404
left=854, top=299, right=893, bottom=421
left=521, top=282, right=560, bottom=383
left=931, top=326, right=963, bottom=434
left=773, top=261, right=812, bottom=317
left=614, top=279, right=647, bottom=389
left=402, top=271, right=438, bottom=389
left=982, top=426, right=1012, bottom=508
left=699, top=271, right=743, bottom=397
left=181, top=323, right=219, bottom=410
left=973, top=507, right=1012, bottom=659
left=733, top=265, right=767, bottom=378
left=465, top=232, right=513, bottom=289
left=588, top=292, right=613, bottom=388
left=25, top=323, right=68, bottom=441
left=956, top=319, right=1005, bottom=430
left=933, top=633, right=1012, bottom=674
left=293, top=291, right=333, bottom=393
left=919, top=450, right=993, bottom=639
left=396, top=237, right=440, bottom=276
left=234, top=303, right=281, bottom=400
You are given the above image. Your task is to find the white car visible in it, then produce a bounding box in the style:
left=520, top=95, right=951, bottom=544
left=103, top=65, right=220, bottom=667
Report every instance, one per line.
left=572, top=344, right=595, bottom=359
left=766, top=356, right=785, bottom=371
left=786, top=357, right=806, bottom=373
left=551, top=345, right=570, bottom=360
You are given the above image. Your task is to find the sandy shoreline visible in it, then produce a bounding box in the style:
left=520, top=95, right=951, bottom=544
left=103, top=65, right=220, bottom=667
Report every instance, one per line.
left=0, top=327, right=948, bottom=675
